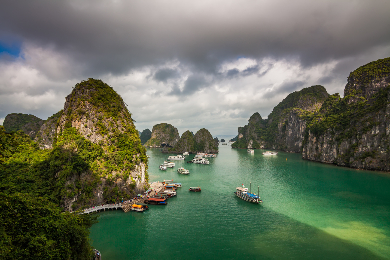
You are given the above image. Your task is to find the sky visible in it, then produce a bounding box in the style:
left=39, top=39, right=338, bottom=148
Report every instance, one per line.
left=0, top=0, right=389, bottom=137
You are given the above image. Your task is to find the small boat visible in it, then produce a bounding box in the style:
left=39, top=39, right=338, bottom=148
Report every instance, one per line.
left=159, top=165, right=167, bottom=170
left=177, top=167, right=190, bottom=175
left=163, top=179, right=173, bottom=184
left=130, top=203, right=149, bottom=212
left=191, top=158, right=210, bottom=164
left=183, top=152, right=189, bottom=156
left=262, top=151, right=278, bottom=156
left=247, top=149, right=254, bottom=154
left=162, top=161, right=175, bottom=168
left=167, top=155, right=185, bottom=160
left=189, top=187, right=201, bottom=192
left=205, top=154, right=217, bottom=157
left=161, top=189, right=177, bottom=197
left=93, top=249, right=101, bottom=260
left=145, top=197, right=168, bottom=205
left=222, top=143, right=227, bottom=145
left=234, top=183, right=262, bottom=204
left=169, top=183, right=182, bottom=188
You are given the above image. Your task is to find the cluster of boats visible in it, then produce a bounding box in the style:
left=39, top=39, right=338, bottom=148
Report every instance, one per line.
left=159, top=152, right=214, bottom=171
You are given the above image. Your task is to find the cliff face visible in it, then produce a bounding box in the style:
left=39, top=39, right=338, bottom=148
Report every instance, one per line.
left=232, top=85, right=329, bottom=152
left=54, top=78, right=148, bottom=210
left=140, top=129, right=152, bottom=144
left=3, top=113, right=44, bottom=139
left=34, top=111, right=62, bottom=149
left=194, top=128, right=219, bottom=153
left=302, top=57, right=390, bottom=171
left=145, top=123, right=180, bottom=148
left=171, top=129, right=218, bottom=153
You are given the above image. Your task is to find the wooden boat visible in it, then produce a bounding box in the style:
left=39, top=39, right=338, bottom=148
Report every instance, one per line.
left=234, top=183, right=262, bottom=204
left=130, top=203, right=149, bottom=212
left=189, top=187, right=201, bottom=192
left=145, top=197, right=168, bottom=205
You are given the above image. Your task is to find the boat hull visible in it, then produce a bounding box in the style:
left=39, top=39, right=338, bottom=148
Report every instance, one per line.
left=234, top=191, right=262, bottom=204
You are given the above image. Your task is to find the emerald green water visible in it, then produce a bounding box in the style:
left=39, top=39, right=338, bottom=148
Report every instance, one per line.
left=90, top=145, right=390, bottom=259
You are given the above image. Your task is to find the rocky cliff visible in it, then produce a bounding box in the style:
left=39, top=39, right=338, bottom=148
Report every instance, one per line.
left=3, top=113, right=44, bottom=139
left=302, top=57, right=390, bottom=171
left=34, top=110, right=62, bottom=149
left=232, top=85, right=329, bottom=152
left=145, top=123, right=180, bottom=148
left=53, top=78, right=147, bottom=210
left=170, top=128, right=218, bottom=153
left=140, top=128, right=152, bottom=144
left=193, top=128, right=219, bottom=153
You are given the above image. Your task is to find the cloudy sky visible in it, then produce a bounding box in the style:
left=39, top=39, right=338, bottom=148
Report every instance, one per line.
left=1, top=0, right=389, bottom=136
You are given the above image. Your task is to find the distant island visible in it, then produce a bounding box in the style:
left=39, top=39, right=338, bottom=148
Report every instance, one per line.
left=232, top=57, right=390, bottom=172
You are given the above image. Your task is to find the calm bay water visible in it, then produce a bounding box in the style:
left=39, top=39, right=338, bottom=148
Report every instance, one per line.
left=90, top=144, right=390, bottom=259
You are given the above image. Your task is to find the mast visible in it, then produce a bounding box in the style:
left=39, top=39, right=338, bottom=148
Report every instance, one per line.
left=258, top=186, right=260, bottom=203
left=250, top=182, right=251, bottom=194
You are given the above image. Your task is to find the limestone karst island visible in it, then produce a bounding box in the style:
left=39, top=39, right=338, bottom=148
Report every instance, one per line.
left=1, top=57, right=390, bottom=259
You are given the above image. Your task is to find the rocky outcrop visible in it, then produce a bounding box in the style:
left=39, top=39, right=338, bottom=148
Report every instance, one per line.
left=171, top=130, right=196, bottom=153
left=232, top=85, right=329, bottom=152
left=55, top=78, right=148, bottom=210
left=170, top=129, right=218, bottom=153
left=193, top=128, right=219, bottom=153
left=3, top=113, right=44, bottom=139
left=140, top=128, right=152, bottom=144
left=145, top=123, right=180, bottom=148
left=34, top=111, right=62, bottom=149
left=302, top=57, right=390, bottom=171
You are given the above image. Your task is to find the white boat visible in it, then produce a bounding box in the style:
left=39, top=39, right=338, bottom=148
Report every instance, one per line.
left=177, top=167, right=190, bottom=175
left=183, top=152, right=189, bottom=156
left=162, top=189, right=177, bottom=197
left=191, top=158, right=210, bottom=165
left=262, top=151, right=278, bottom=156
left=168, top=183, right=182, bottom=188
left=163, top=161, right=175, bottom=168
left=167, top=155, right=185, bottom=160
left=247, top=149, right=254, bottom=154
left=205, top=154, right=217, bottom=157
left=159, top=165, right=167, bottom=170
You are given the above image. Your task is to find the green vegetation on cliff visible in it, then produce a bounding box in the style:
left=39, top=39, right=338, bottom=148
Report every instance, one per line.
left=3, top=113, right=44, bottom=139
left=140, top=129, right=152, bottom=144
left=0, top=126, right=96, bottom=259
left=347, top=57, right=390, bottom=86
left=145, top=123, right=179, bottom=147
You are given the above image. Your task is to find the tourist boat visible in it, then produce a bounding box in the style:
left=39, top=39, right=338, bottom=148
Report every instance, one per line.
left=162, top=161, right=175, bottom=168
left=177, top=167, right=190, bottom=175
left=170, top=183, right=182, bottom=188
left=191, top=158, right=210, bottom=164
left=183, top=152, right=189, bottom=156
left=189, top=187, right=201, bottom=192
left=145, top=197, right=168, bottom=205
left=130, top=203, right=149, bottom=212
left=247, top=149, right=254, bottom=154
left=262, top=151, right=278, bottom=156
left=205, top=154, right=217, bottom=157
left=234, top=183, right=262, bottom=204
left=161, top=189, right=177, bottom=197
left=159, top=164, right=167, bottom=170
left=167, top=155, right=185, bottom=160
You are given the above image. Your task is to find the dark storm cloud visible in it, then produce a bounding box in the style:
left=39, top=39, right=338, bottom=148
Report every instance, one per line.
left=153, top=68, right=180, bottom=83
left=1, top=0, right=389, bottom=78
left=169, top=75, right=207, bottom=96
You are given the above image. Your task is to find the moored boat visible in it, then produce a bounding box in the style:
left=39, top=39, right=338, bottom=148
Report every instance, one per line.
left=247, top=149, right=254, bottom=154
left=167, top=155, right=185, bottom=160
left=163, top=161, right=175, bottom=168
left=234, top=183, right=262, bottom=204
left=189, top=187, right=201, bottom=192
left=130, top=203, right=149, bottom=212
left=145, top=197, right=168, bottom=205
left=177, top=167, right=190, bottom=175
left=262, top=151, right=278, bottom=155
left=191, top=158, right=210, bottom=164
left=159, top=164, right=167, bottom=170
